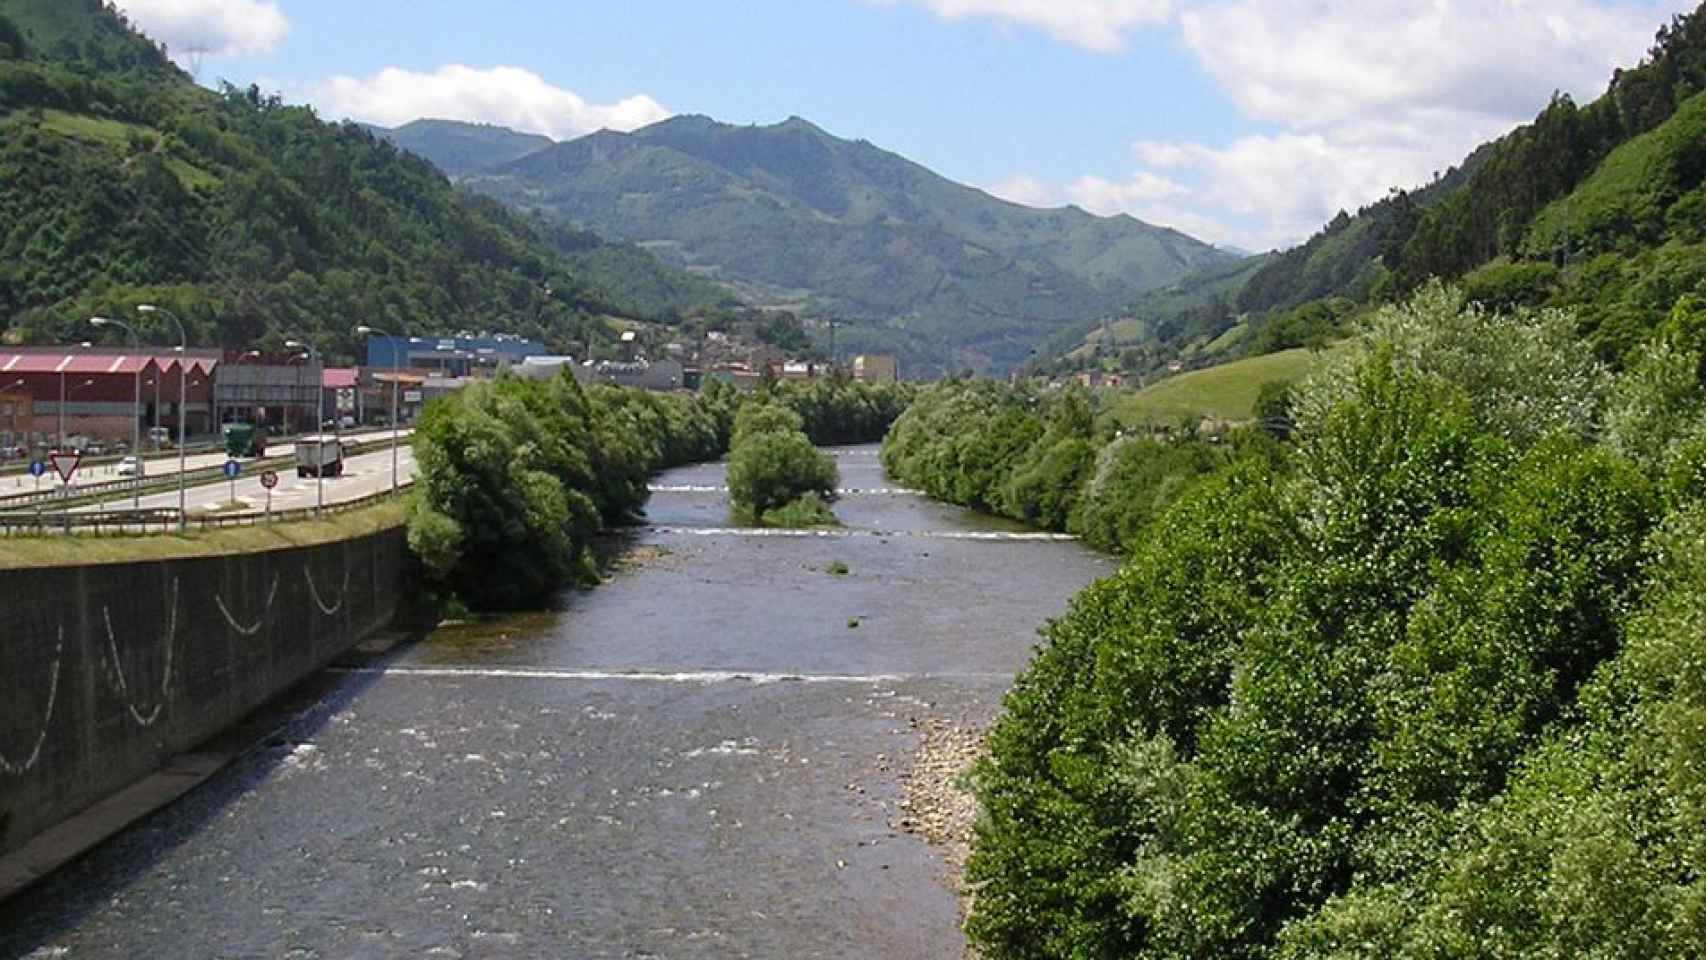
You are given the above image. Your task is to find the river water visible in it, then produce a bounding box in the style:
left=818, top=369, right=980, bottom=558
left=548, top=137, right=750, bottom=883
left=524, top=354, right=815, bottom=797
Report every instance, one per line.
left=0, top=446, right=1110, bottom=959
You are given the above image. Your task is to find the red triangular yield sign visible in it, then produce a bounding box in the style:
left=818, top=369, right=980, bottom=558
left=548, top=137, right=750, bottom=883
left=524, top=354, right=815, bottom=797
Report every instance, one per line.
left=49, top=451, right=81, bottom=483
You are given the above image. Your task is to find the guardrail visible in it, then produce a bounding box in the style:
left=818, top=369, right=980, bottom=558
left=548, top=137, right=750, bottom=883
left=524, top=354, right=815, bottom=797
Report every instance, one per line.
left=0, top=484, right=413, bottom=536
left=0, top=434, right=408, bottom=511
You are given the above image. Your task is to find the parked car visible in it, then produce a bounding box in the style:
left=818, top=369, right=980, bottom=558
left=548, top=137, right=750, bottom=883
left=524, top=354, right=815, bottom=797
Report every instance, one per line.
left=117, top=455, right=143, bottom=478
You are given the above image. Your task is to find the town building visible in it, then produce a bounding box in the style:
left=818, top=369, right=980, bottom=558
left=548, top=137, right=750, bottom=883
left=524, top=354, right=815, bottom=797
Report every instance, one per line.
left=364, top=334, right=546, bottom=378
left=853, top=354, right=898, bottom=383
left=571, top=358, right=686, bottom=392
left=0, top=347, right=217, bottom=451
left=213, top=351, right=322, bottom=433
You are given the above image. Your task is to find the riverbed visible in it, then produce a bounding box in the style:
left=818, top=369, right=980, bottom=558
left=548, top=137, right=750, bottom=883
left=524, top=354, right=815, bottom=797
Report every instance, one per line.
left=0, top=445, right=1110, bottom=959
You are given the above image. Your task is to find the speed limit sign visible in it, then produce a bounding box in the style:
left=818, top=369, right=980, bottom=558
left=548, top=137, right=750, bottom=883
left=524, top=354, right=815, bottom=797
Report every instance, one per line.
left=260, top=470, right=279, bottom=522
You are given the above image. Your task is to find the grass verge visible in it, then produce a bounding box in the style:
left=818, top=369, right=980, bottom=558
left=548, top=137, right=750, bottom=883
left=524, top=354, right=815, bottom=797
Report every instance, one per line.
left=1107, top=346, right=1337, bottom=423
left=0, top=501, right=407, bottom=570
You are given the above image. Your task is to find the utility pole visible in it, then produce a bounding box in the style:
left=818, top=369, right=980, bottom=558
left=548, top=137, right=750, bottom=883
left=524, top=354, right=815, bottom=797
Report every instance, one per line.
left=137, top=305, right=188, bottom=531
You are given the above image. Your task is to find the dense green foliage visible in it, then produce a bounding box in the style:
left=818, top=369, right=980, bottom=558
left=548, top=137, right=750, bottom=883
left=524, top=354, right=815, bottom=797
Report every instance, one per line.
left=881, top=380, right=1257, bottom=553
left=0, top=0, right=730, bottom=358
left=727, top=400, right=839, bottom=523
left=953, top=283, right=1706, bottom=959
left=412, top=376, right=906, bottom=608
left=454, top=114, right=1234, bottom=375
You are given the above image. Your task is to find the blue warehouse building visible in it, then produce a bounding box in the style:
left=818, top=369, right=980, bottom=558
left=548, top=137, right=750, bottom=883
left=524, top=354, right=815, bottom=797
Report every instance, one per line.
left=363, top=334, right=547, bottom=377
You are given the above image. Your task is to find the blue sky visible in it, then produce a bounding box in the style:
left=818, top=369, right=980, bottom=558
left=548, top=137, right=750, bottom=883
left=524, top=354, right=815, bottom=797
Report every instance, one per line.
left=116, top=0, right=1692, bottom=251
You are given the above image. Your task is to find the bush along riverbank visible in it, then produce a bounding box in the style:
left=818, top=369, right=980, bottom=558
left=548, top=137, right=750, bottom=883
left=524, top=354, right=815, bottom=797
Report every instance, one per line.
left=409, top=373, right=912, bottom=610
left=881, top=373, right=1280, bottom=555
left=886, top=282, right=1706, bottom=959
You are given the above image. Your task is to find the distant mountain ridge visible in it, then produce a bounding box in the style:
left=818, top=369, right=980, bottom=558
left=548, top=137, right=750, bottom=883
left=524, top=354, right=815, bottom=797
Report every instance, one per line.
left=389, top=114, right=1235, bottom=374
left=365, top=118, right=554, bottom=177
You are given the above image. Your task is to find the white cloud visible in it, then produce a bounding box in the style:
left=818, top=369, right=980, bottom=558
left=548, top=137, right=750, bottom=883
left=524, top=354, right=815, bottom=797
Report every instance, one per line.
left=988, top=174, right=1059, bottom=207
left=1177, top=0, right=1665, bottom=129
left=870, top=0, right=1172, bottom=52
left=1068, top=170, right=1188, bottom=212
left=1018, top=0, right=1684, bottom=249
left=313, top=65, right=670, bottom=141
left=112, top=0, right=289, bottom=60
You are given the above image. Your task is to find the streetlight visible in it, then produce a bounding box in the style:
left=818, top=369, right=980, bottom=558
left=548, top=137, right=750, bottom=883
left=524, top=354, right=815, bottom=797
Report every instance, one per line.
left=57, top=342, right=92, bottom=451
left=137, top=304, right=188, bottom=531
left=90, top=316, right=144, bottom=508
left=0, top=378, right=24, bottom=460
left=355, top=325, right=400, bottom=493
left=285, top=337, right=324, bottom=515
left=218, top=349, right=262, bottom=431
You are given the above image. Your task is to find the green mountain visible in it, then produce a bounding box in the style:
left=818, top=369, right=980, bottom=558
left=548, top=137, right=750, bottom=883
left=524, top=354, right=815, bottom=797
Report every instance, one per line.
left=451, top=114, right=1235, bottom=374
left=0, top=0, right=735, bottom=361
left=367, top=118, right=553, bottom=177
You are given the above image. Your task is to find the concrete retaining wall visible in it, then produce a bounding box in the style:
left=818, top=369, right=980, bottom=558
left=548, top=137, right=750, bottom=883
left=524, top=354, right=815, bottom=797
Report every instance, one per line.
left=0, top=526, right=412, bottom=855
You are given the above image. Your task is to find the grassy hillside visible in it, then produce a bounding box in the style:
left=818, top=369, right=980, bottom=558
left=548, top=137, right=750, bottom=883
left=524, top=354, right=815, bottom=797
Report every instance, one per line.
left=457, top=114, right=1234, bottom=374
left=1038, top=253, right=1274, bottom=372
left=1102, top=346, right=1331, bottom=423
left=1525, top=89, right=1706, bottom=257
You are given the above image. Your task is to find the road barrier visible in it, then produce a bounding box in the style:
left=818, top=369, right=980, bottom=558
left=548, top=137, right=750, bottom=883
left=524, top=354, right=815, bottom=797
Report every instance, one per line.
left=0, top=484, right=413, bottom=536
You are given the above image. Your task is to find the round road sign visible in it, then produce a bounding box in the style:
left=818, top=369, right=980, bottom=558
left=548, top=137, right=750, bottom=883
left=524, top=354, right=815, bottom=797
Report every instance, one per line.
left=260, top=470, right=280, bottom=490
left=223, top=459, right=242, bottom=479
left=27, top=459, right=46, bottom=478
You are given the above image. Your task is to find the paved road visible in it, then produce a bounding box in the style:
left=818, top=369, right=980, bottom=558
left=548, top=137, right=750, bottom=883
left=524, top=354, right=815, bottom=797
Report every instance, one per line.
left=71, top=441, right=417, bottom=515
left=0, top=446, right=1112, bottom=958
left=0, top=428, right=411, bottom=497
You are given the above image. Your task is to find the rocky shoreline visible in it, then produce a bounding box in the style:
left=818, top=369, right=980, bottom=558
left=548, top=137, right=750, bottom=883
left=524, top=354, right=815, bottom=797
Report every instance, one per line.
left=892, top=715, right=987, bottom=951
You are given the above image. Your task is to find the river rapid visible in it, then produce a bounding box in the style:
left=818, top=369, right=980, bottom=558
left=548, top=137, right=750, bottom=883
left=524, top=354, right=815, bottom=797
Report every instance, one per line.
left=0, top=445, right=1109, bottom=959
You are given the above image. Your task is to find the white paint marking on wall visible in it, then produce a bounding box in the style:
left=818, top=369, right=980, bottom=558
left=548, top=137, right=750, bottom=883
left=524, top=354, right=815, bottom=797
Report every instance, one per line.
left=324, top=666, right=1014, bottom=685
left=215, top=573, right=280, bottom=637
left=0, top=628, right=63, bottom=776
left=103, top=578, right=178, bottom=728
left=648, top=526, right=1078, bottom=542
left=305, top=566, right=351, bottom=616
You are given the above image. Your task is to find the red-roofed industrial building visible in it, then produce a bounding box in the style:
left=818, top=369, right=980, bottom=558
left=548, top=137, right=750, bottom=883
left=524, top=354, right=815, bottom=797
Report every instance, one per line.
left=0, top=347, right=218, bottom=454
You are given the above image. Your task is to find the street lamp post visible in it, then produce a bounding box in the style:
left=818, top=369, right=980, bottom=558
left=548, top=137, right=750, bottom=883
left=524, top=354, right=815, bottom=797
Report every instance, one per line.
left=90, top=316, right=144, bottom=508
left=0, top=378, right=25, bottom=459
left=137, top=305, right=188, bottom=531
left=286, top=338, right=324, bottom=515
left=222, top=349, right=262, bottom=435
left=354, top=325, right=400, bottom=493
left=57, top=341, right=91, bottom=451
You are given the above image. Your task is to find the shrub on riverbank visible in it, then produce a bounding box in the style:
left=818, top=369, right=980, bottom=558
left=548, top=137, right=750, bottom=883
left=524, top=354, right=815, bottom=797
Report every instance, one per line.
left=959, top=283, right=1706, bottom=959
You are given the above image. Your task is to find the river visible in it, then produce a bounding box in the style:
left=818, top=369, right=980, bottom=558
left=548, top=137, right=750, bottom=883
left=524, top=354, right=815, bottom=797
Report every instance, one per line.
left=0, top=445, right=1110, bottom=959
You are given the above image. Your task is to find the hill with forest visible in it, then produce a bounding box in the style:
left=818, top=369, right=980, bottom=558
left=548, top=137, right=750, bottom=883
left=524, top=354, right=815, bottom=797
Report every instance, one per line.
left=1042, top=6, right=1706, bottom=386
left=419, top=113, right=1236, bottom=375
left=0, top=0, right=736, bottom=364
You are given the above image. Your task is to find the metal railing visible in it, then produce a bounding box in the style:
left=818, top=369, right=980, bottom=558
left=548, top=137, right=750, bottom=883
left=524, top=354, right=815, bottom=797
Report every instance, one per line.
left=0, top=484, right=413, bottom=537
